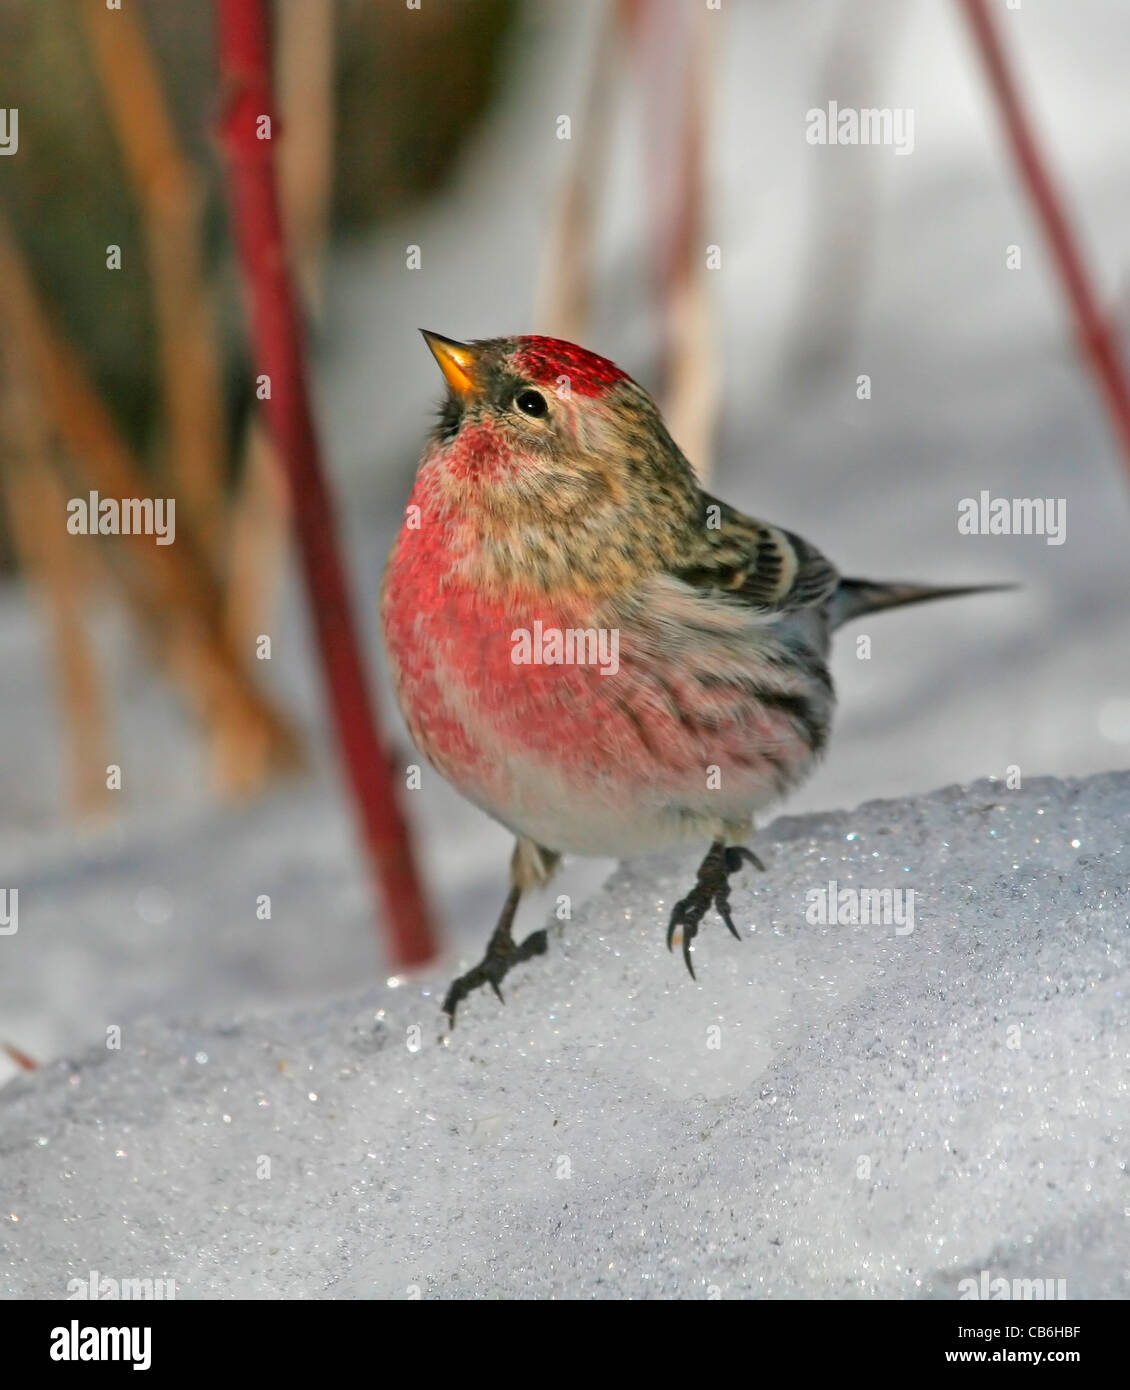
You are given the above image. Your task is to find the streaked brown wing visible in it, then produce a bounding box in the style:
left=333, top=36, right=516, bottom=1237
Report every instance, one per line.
left=670, top=493, right=840, bottom=615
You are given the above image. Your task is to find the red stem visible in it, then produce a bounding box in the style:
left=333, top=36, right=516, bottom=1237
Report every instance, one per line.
left=215, top=0, right=437, bottom=967
left=2, top=1041, right=39, bottom=1072
left=959, top=0, right=1130, bottom=478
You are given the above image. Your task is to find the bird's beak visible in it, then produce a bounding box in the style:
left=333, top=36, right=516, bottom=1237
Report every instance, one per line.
left=420, top=330, right=478, bottom=399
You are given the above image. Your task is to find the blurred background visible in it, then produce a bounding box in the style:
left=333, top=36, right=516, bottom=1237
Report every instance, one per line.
left=1, top=0, right=1128, bottom=1081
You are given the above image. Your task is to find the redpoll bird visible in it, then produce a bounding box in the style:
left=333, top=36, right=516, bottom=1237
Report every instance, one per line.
left=381, top=332, right=1008, bottom=1022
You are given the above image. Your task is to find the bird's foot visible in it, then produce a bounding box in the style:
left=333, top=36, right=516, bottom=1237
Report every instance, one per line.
left=667, top=842, right=764, bottom=978
left=442, top=926, right=548, bottom=1026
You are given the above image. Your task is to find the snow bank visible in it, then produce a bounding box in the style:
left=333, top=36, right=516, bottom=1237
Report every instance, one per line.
left=1, top=770, right=1126, bottom=1299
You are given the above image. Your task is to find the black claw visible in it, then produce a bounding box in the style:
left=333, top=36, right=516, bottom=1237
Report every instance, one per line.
left=665, top=840, right=760, bottom=978
left=667, top=889, right=707, bottom=975
left=718, top=902, right=742, bottom=942
left=726, top=846, right=765, bottom=873
left=442, top=926, right=548, bottom=1026
left=521, top=928, right=549, bottom=961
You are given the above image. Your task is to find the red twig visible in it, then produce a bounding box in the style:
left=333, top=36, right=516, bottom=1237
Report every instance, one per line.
left=959, top=0, right=1130, bottom=479
left=2, top=1041, right=39, bottom=1072
left=215, top=0, right=437, bottom=968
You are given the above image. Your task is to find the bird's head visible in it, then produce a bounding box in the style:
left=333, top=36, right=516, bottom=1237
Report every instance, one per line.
left=414, top=331, right=701, bottom=590
left=421, top=330, right=627, bottom=449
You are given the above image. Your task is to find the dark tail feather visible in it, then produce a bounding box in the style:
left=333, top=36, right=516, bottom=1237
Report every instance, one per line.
left=830, top=577, right=1017, bottom=630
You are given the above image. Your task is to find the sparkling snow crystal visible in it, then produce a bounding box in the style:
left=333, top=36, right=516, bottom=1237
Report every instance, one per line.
left=1, top=773, right=1126, bottom=1299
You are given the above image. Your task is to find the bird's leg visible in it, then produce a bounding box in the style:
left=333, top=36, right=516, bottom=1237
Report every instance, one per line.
left=667, top=841, right=764, bottom=978
left=442, top=886, right=547, bottom=1025
left=442, top=839, right=560, bottom=1025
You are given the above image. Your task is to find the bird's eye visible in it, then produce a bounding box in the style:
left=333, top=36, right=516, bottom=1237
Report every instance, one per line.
left=514, top=388, right=548, bottom=418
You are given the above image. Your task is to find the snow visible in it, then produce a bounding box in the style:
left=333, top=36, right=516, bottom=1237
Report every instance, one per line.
left=2, top=771, right=1125, bottom=1299
left=2, top=0, right=1129, bottom=1299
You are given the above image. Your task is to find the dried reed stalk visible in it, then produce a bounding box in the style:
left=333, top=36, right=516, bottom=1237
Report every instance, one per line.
left=0, top=216, right=302, bottom=795
left=0, top=334, right=111, bottom=821
left=80, top=0, right=226, bottom=563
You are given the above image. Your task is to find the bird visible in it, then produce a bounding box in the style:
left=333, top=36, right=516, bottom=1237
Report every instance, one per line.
left=381, top=331, right=1010, bottom=1023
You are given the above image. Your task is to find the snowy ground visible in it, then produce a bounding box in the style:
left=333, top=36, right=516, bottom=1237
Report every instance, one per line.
left=2, top=771, right=1125, bottom=1299
left=1, top=0, right=1128, bottom=1297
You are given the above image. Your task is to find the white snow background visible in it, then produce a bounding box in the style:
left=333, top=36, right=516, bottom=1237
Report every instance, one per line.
left=1, top=1, right=1128, bottom=1297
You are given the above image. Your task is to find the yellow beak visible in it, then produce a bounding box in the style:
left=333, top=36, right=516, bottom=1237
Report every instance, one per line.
left=420, top=330, right=477, bottom=398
